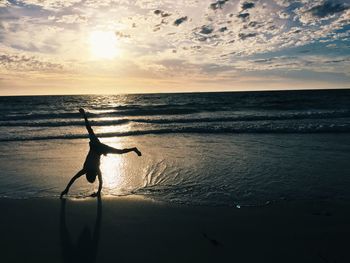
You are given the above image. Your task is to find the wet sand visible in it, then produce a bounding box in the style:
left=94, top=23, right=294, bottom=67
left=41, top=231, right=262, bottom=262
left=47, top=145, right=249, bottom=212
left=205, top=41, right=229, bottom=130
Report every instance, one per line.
left=1, top=196, right=349, bottom=263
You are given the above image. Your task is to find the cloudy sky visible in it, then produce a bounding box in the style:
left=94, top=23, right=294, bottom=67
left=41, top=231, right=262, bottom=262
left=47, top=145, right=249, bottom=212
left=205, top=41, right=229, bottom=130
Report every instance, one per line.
left=0, top=0, right=349, bottom=95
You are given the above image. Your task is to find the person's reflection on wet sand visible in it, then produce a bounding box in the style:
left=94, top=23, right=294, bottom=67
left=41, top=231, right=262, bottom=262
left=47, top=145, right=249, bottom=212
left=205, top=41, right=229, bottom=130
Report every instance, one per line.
left=60, top=197, right=102, bottom=263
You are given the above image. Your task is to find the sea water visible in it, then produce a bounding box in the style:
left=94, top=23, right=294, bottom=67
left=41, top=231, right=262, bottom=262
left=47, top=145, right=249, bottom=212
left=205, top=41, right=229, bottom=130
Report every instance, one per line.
left=0, top=90, right=349, bottom=206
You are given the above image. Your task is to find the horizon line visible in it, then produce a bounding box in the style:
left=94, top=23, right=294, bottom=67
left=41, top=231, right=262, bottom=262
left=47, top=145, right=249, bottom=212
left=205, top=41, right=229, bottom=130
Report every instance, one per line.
left=0, top=87, right=349, bottom=97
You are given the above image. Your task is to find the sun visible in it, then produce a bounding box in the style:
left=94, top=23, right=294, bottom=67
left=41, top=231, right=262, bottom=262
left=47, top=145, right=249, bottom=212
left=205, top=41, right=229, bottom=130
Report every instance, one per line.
left=89, top=31, right=119, bottom=59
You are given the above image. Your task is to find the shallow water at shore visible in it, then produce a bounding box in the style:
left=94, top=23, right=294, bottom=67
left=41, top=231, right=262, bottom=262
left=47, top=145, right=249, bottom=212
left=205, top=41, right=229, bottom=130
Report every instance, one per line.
left=0, top=133, right=349, bottom=206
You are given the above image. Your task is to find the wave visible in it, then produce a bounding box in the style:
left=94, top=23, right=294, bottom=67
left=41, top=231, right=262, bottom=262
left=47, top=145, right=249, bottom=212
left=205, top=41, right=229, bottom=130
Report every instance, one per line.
left=0, top=107, right=199, bottom=122
left=0, top=119, right=130, bottom=127
left=1, top=124, right=350, bottom=142
left=1, top=110, right=350, bottom=127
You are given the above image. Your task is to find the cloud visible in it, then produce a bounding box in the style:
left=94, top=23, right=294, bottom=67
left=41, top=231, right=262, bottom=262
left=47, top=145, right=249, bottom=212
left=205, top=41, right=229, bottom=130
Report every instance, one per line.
left=3, top=0, right=348, bottom=60
left=0, top=53, right=64, bottom=72
left=238, top=32, right=257, bottom=40
left=308, top=1, right=349, bottom=18
left=52, top=14, right=87, bottom=24
left=154, top=9, right=171, bottom=18
left=241, top=2, right=255, bottom=10
left=173, top=16, right=188, bottom=26
left=18, top=0, right=82, bottom=10
left=0, top=0, right=10, bottom=7
left=246, top=55, right=350, bottom=75
left=219, top=26, right=228, bottom=32
left=274, top=0, right=293, bottom=7
left=296, top=1, right=350, bottom=25
left=237, top=13, right=250, bottom=19
left=1, top=0, right=349, bottom=91
left=210, top=0, right=230, bottom=11
left=278, top=11, right=290, bottom=19
left=199, top=25, right=214, bottom=34
left=0, top=16, right=65, bottom=54
left=115, top=31, right=131, bottom=38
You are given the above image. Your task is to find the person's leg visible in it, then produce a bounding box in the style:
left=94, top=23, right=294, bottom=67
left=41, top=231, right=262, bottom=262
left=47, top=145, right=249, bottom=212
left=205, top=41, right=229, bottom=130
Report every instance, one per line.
left=101, top=144, right=141, bottom=156
left=60, top=169, right=86, bottom=198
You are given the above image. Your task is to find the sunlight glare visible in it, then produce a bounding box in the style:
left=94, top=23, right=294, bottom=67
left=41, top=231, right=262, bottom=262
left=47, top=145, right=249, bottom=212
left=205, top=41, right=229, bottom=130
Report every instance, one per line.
left=101, top=154, right=122, bottom=191
left=89, top=31, right=119, bottom=59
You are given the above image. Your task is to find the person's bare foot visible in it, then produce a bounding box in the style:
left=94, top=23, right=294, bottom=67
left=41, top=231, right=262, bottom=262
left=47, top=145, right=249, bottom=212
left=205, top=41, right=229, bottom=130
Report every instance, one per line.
left=134, top=148, right=142, bottom=156
left=90, top=192, right=101, bottom=198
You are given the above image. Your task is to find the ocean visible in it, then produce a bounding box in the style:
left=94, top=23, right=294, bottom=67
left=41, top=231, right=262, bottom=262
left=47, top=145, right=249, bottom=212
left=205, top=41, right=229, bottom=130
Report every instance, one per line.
left=0, top=90, right=350, bottom=206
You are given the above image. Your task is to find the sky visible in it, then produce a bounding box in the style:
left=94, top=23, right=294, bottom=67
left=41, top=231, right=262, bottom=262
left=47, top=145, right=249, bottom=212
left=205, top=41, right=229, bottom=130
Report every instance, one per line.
left=0, top=0, right=349, bottom=95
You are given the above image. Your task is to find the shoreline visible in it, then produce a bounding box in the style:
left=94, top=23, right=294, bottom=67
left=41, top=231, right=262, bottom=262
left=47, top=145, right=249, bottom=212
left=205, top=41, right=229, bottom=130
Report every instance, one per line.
left=1, top=197, right=349, bottom=263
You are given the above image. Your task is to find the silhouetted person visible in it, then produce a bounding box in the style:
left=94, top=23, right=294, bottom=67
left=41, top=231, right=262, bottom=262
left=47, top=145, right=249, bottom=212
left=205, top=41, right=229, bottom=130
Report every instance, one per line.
left=60, top=108, right=141, bottom=198
left=60, top=197, right=102, bottom=263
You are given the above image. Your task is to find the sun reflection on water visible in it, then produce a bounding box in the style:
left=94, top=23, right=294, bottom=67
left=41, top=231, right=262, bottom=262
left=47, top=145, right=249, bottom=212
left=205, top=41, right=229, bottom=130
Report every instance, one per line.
left=95, top=123, right=132, bottom=135
left=99, top=138, right=125, bottom=193
left=100, top=154, right=123, bottom=192
left=98, top=137, right=145, bottom=196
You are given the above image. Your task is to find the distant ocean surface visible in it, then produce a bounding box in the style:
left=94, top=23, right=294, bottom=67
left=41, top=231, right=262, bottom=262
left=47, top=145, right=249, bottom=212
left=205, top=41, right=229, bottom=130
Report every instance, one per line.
left=1, top=90, right=350, bottom=141
left=0, top=90, right=350, bottom=206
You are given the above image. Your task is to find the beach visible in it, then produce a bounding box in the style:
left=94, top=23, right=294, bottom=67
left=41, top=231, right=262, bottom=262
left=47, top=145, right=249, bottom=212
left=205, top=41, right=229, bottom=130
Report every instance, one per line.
left=2, top=0, right=350, bottom=260
left=1, top=197, right=349, bottom=263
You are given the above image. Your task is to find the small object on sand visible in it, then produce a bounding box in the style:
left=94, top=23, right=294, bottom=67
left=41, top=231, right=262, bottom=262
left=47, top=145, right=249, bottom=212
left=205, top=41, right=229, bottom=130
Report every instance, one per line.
left=236, top=204, right=241, bottom=209
left=202, top=233, right=223, bottom=247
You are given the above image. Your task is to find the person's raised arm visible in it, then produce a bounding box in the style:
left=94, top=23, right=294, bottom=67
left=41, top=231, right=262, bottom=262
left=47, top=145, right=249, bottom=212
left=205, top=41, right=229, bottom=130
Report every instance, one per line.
left=79, top=108, right=98, bottom=142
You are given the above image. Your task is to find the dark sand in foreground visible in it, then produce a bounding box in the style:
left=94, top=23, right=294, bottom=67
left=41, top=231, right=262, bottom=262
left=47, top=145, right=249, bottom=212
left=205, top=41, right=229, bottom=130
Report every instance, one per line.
left=1, top=196, right=349, bottom=263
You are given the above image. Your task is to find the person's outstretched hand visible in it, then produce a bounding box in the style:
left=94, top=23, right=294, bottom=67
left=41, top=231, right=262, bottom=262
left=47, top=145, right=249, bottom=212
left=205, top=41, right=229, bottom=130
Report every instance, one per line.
left=60, top=190, right=68, bottom=199
left=134, top=148, right=142, bottom=156
left=79, top=108, right=85, bottom=114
